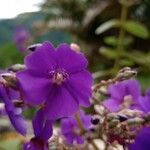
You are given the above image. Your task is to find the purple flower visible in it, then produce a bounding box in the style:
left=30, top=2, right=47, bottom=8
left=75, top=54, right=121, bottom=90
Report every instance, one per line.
left=103, top=79, right=141, bottom=112
left=0, top=84, right=26, bottom=135
left=61, top=111, right=91, bottom=145
left=23, top=109, right=53, bottom=150
left=128, top=127, right=150, bottom=150
left=138, top=89, right=150, bottom=113
left=17, top=41, right=93, bottom=120
left=14, top=26, right=30, bottom=52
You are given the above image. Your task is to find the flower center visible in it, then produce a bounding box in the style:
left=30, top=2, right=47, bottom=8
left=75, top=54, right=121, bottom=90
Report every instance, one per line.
left=49, top=69, right=69, bottom=85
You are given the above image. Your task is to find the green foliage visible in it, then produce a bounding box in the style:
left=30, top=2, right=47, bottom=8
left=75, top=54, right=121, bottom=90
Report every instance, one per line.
left=104, top=36, right=133, bottom=47
left=123, top=21, right=149, bottom=39
left=100, top=47, right=120, bottom=59
left=0, top=43, right=23, bottom=68
left=95, top=19, right=120, bottom=35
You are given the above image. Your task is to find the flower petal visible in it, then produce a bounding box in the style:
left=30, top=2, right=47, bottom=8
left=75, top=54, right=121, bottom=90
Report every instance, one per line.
left=125, top=79, right=141, bottom=101
left=103, top=98, right=120, bottom=112
left=17, top=70, right=52, bottom=105
left=44, top=84, right=79, bottom=120
left=0, top=85, right=26, bottom=135
left=108, top=83, right=126, bottom=101
left=25, top=41, right=56, bottom=76
left=128, top=127, right=150, bottom=150
left=32, top=109, right=44, bottom=137
left=66, top=70, right=93, bottom=107
left=56, top=44, right=88, bottom=73
left=33, top=109, right=53, bottom=141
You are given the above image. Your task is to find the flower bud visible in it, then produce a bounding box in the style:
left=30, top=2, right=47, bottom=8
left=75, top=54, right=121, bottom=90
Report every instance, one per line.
left=1, top=73, right=18, bottom=89
left=116, top=67, right=137, bottom=81
left=27, top=43, right=42, bottom=51
left=91, top=115, right=100, bottom=125
left=70, top=43, right=80, bottom=53
left=8, top=64, right=26, bottom=72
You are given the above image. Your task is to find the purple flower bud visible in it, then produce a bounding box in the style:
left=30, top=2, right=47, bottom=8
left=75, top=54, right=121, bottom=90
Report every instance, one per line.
left=23, top=109, right=53, bottom=150
left=0, top=84, right=26, bottom=135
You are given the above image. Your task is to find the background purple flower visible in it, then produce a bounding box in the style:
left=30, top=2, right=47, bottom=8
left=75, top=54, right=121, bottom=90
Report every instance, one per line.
left=61, top=110, right=91, bottom=145
left=0, top=84, right=26, bottom=135
left=17, top=41, right=93, bottom=120
left=24, top=109, right=53, bottom=150
left=13, top=26, right=30, bottom=52
left=103, top=79, right=141, bottom=112
left=138, top=88, right=150, bottom=113
left=128, top=127, right=150, bottom=150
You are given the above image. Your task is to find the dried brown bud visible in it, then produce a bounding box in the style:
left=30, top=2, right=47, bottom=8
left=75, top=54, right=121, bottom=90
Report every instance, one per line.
left=27, top=43, right=42, bottom=51
left=1, top=73, right=18, bottom=89
left=116, top=67, right=137, bottom=81
left=8, top=64, right=26, bottom=72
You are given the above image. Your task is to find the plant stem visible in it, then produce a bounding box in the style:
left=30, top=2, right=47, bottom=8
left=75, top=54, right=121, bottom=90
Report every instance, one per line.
left=74, top=112, right=100, bottom=150
left=114, top=2, right=128, bottom=69
left=118, top=3, right=128, bottom=50
left=74, top=112, right=85, bottom=133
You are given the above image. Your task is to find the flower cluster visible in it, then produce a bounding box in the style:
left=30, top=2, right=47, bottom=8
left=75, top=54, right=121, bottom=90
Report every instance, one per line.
left=1, top=41, right=150, bottom=150
left=102, top=79, right=150, bottom=150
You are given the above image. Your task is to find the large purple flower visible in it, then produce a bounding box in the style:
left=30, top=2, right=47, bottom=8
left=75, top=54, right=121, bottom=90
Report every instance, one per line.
left=103, top=79, right=141, bottom=112
left=128, top=127, right=150, bottom=150
left=23, top=109, right=53, bottom=150
left=17, top=41, right=93, bottom=120
left=0, top=84, right=26, bottom=135
left=61, top=111, right=91, bottom=145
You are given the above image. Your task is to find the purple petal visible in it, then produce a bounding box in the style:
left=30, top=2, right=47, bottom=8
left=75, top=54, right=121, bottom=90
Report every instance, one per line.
left=44, top=84, right=79, bottom=120
left=8, top=109, right=26, bottom=135
left=63, top=134, right=74, bottom=145
left=61, top=119, right=74, bottom=134
left=25, top=41, right=56, bottom=76
left=80, top=111, right=91, bottom=128
left=32, top=109, right=44, bottom=137
left=76, top=135, right=84, bottom=144
left=138, top=96, right=150, bottom=113
left=33, top=109, right=53, bottom=140
left=128, top=127, right=150, bottom=150
left=108, top=79, right=141, bottom=103
left=17, top=70, right=52, bottom=105
left=125, top=79, right=141, bottom=101
left=103, top=98, right=120, bottom=112
left=56, top=44, right=88, bottom=73
left=108, top=82, right=126, bottom=101
left=0, top=85, right=26, bottom=135
left=61, top=110, right=91, bottom=145
left=41, top=120, right=53, bottom=141
left=66, top=70, right=93, bottom=107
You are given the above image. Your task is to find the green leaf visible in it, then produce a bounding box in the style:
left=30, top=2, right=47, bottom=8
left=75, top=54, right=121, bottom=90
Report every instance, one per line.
left=95, top=19, right=120, bottom=34
left=99, top=47, right=120, bottom=59
left=123, top=21, right=149, bottom=39
left=104, top=36, right=133, bottom=47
